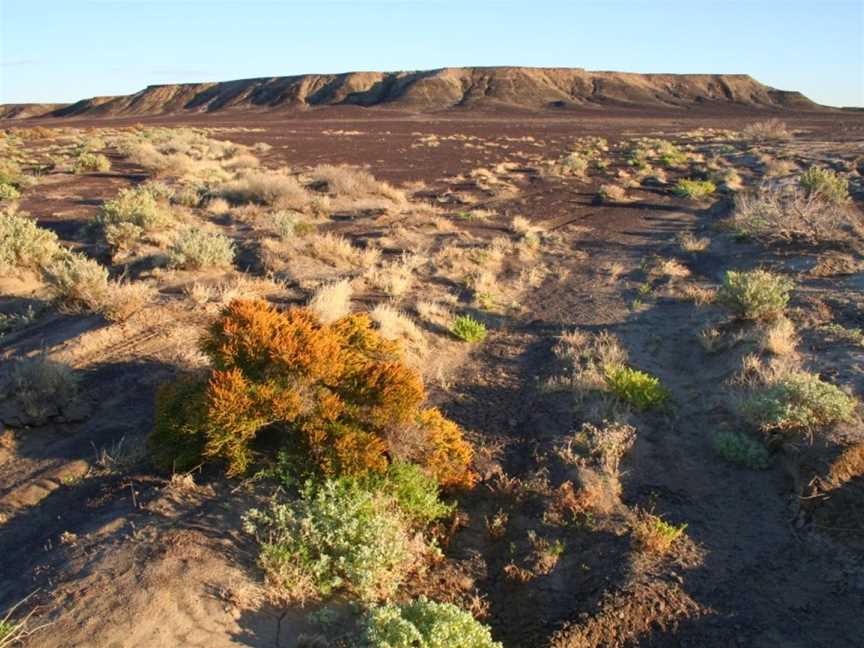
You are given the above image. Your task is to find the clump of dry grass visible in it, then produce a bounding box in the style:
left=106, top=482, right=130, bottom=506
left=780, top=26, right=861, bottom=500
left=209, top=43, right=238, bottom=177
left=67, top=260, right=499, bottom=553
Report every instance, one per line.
left=759, top=316, right=797, bottom=356
left=218, top=170, right=309, bottom=209
left=677, top=231, right=710, bottom=253
left=596, top=183, right=630, bottom=203
left=369, top=303, right=424, bottom=347
left=367, top=254, right=424, bottom=297
left=310, top=164, right=406, bottom=211
left=307, top=278, right=353, bottom=323
left=308, top=232, right=381, bottom=268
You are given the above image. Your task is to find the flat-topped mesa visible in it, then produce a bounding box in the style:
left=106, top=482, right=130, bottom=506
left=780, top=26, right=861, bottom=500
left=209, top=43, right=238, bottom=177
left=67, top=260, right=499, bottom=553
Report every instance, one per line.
left=2, top=67, right=824, bottom=119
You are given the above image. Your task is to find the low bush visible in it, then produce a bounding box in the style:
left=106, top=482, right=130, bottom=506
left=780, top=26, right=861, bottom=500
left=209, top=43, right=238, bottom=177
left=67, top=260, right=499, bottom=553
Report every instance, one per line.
left=0, top=183, right=20, bottom=202
left=72, top=152, right=111, bottom=174
left=716, top=269, right=793, bottom=321
left=99, top=186, right=173, bottom=232
left=0, top=209, right=62, bottom=273
left=741, top=372, right=857, bottom=434
left=243, top=478, right=423, bottom=603
left=604, top=366, right=670, bottom=411
left=9, top=355, right=80, bottom=425
left=167, top=229, right=235, bottom=270
left=741, top=119, right=791, bottom=142
left=104, top=222, right=144, bottom=251
left=713, top=431, right=771, bottom=469
left=450, top=315, right=487, bottom=343
left=632, top=512, right=687, bottom=554
left=42, top=253, right=110, bottom=311
left=362, top=596, right=503, bottom=648
left=799, top=167, right=849, bottom=204
left=217, top=171, right=309, bottom=209
left=672, top=179, right=716, bottom=200
left=732, top=184, right=853, bottom=243
left=151, top=300, right=475, bottom=487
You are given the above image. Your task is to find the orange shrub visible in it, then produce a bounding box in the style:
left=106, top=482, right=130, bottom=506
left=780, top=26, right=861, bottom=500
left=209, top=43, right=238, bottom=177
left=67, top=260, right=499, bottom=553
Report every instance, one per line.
left=151, top=299, right=475, bottom=487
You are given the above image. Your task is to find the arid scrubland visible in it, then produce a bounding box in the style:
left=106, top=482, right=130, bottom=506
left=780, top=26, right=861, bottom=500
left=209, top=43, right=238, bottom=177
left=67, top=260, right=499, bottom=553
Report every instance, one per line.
left=0, top=116, right=862, bottom=648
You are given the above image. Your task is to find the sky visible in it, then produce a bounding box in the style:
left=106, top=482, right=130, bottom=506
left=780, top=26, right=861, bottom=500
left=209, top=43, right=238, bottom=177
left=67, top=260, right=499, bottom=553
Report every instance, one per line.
left=1, top=0, right=862, bottom=107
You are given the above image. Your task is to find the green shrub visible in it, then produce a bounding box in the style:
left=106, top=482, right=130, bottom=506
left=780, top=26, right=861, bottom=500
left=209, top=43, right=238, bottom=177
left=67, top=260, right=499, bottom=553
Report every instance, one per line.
left=167, top=228, right=235, bottom=270
left=362, top=596, right=502, bottom=648
left=366, top=462, right=454, bottom=526
left=450, top=315, right=487, bottom=343
left=656, top=143, right=687, bottom=167
left=799, top=167, right=848, bottom=204
left=42, top=253, right=110, bottom=311
left=243, top=478, right=423, bottom=603
left=99, top=186, right=173, bottom=232
left=604, top=365, right=670, bottom=411
left=742, top=372, right=857, bottom=434
left=0, top=209, right=62, bottom=273
left=713, top=431, right=771, bottom=469
left=104, top=222, right=144, bottom=251
left=0, top=183, right=21, bottom=202
left=716, top=269, right=793, bottom=321
left=72, top=152, right=111, bottom=174
left=672, top=178, right=716, bottom=200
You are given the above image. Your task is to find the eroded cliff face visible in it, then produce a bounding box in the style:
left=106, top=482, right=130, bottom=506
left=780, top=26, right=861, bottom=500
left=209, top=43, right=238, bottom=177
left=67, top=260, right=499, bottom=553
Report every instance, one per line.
left=3, top=67, right=823, bottom=119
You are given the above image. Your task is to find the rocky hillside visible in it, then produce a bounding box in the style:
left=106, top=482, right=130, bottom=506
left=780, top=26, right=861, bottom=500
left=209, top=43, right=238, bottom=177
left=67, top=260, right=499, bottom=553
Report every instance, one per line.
left=3, top=67, right=824, bottom=119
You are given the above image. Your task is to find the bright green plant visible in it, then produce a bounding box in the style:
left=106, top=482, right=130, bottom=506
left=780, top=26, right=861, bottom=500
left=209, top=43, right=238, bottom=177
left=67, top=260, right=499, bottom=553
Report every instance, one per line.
left=742, top=372, right=857, bottom=434
left=713, top=431, right=771, bottom=469
left=243, top=478, right=423, bottom=603
left=167, top=228, right=235, bottom=270
left=672, top=178, right=716, bottom=200
left=604, top=365, right=670, bottom=411
left=799, top=167, right=848, bottom=204
left=450, top=315, right=487, bottom=343
left=367, top=462, right=455, bottom=526
left=362, top=596, right=503, bottom=648
left=716, top=269, right=793, bottom=321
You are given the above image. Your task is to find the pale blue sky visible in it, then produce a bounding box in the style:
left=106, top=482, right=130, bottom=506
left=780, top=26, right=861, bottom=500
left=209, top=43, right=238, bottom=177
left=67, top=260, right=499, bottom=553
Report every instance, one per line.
left=1, top=0, right=862, bottom=107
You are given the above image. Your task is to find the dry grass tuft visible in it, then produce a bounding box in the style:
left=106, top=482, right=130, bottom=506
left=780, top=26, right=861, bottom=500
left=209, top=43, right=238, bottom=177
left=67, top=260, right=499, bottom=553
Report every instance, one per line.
left=307, top=278, right=353, bottom=323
